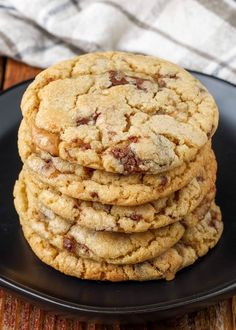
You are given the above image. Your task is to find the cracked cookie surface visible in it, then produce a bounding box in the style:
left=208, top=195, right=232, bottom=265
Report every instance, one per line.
left=21, top=52, right=218, bottom=174
left=20, top=119, right=213, bottom=206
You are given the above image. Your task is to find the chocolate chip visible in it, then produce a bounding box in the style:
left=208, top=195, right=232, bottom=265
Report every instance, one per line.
left=181, top=221, right=188, bottom=230
left=84, top=167, right=94, bottom=177
left=160, top=175, right=168, bottom=186
left=130, top=76, right=147, bottom=91
left=109, top=70, right=148, bottom=91
left=90, top=192, right=98, bottom=199
left=196, top=176, right=204, bottom=182
left=130, top=213, right=143, bottom=221
left=73, top=203, right=80, bottom=210
left=128, top=136, right=139, bottom=143
left=80, top=142, right=91, bottom=151
left=173, top=190, right=180, bottom=202
left=110, top=146, right=143, bottom=174
left=153, top=72, right=178, bottom=88
left=209, top=220, right=217, bottom=229
left=76, top=117, right=90, bottom=125
left=168, top=73, right=178, bottom=79
left=76, top=112, right=101, bottom=126
left=211, top=210, right=218, bottom=220
left=63, top=236, right=76, bottom=253
left=109, top=70, right=129, bottom=86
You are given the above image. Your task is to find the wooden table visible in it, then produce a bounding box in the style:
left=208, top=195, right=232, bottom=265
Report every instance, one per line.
left=0, top=57, right=235, bottom=330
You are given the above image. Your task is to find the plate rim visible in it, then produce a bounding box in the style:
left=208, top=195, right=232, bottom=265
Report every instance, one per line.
left=0, top=274, right=236, bottom=314
left=0, top=71, right=236, bottom=315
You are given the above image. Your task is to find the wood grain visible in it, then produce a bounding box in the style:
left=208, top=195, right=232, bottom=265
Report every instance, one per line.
left=0, top=57, right=5, bottom=90
left=0, top=57, right=235, bottom=330
left=3, top=58, right=41, bottom=89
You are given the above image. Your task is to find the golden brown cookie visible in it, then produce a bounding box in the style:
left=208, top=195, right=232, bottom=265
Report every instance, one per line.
left=20, top=123, right=214, bottom=206
left=14, top=178, right=185, bottom=265
left=21, top=154, right=216, bottom=232
left=21, top=52, right=218, bottom=174
left=19, top=203, right=223, bottom=281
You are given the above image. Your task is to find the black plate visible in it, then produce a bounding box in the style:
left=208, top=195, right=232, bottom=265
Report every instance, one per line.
left=0, top=72, right=236, bottom=323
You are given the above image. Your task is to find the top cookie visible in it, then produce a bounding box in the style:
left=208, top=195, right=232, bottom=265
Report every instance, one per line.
left=21, top=52, right=218, bottom=174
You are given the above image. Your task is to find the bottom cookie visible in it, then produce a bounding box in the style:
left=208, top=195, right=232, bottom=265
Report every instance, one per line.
left=19, top=203, right=223, bottom=281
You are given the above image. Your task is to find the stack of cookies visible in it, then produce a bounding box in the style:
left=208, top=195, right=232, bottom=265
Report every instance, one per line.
left=14, top=52, right=223, bottom=281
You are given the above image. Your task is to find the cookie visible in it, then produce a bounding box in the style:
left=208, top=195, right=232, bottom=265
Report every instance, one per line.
left=14, top=179, right=185, bottom=265
left=21, top=129, right=213, bottom=206
left=22, top=154, right=216, bottom=232
left=21, top=52, right=218, bottom=174
left=19, top=203, right=223, bottom=281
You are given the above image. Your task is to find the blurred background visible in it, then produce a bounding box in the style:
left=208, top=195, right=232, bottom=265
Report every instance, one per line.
left=0, top=0, right=236, bottom=83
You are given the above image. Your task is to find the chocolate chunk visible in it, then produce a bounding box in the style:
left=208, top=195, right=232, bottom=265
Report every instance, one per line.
left=84, top=167, right=94, bottom=177
left=209, top=220, right=217, bottom=229
left=109, top=70, right=148, bottom=91
left=160, top=175, right=168, bottom=186
left=168, top=73, right=178, bottom=79
left=76, top=112, right=101, bottom=126
left=73, top=203, right=80, bottom=210
left=211, top=210, right=218, bottom=220
left=109, top=70, right=129, bottom=86
left=90, top=192, right=98, bottom=199
left=76, top=117, right=90, bottom=125
left=110, top=146, right=143, bottom=174
left=196, top=176, right=204, bottom=182
left=181, top=221, right=188, bottom=230
left=173, top=190, right=180, bottom=202
left=128, top=136, right=139, bottom=143
left=153, top=72, right=178, bottom=88
left=130, top=213, right=143, bottom=221
left=63, top=236, right=76, bottom=253
left=130, top=76, right=147, bottom=91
